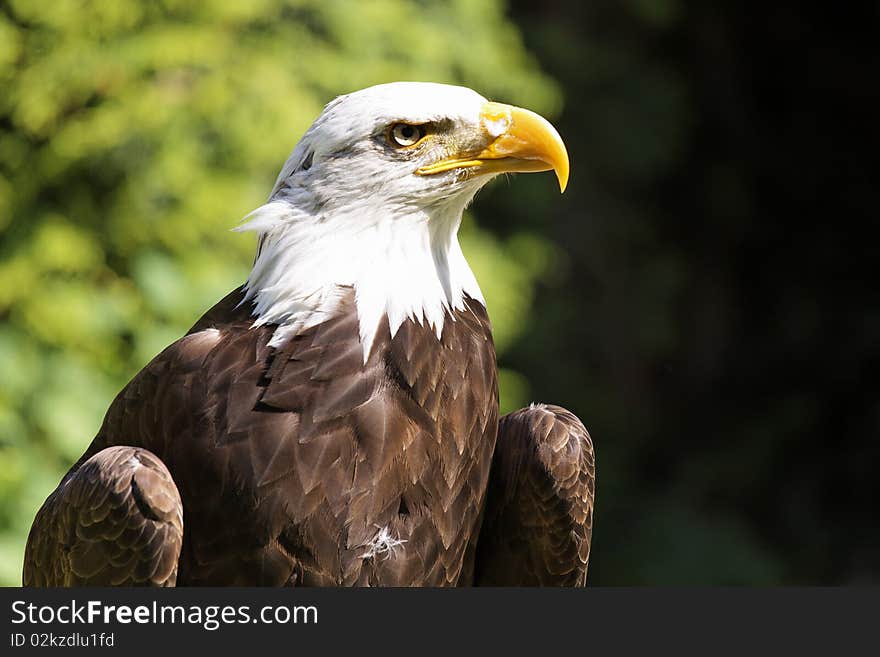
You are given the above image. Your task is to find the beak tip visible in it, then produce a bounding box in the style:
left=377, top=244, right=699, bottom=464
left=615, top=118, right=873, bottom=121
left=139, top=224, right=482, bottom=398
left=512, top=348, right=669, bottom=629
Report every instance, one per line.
left=556, top=166, right=569, bottom=193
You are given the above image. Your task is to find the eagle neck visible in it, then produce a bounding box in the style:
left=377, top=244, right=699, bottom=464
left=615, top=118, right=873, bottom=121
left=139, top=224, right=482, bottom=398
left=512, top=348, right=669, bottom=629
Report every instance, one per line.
left=237, top=197, right=485, bottom=361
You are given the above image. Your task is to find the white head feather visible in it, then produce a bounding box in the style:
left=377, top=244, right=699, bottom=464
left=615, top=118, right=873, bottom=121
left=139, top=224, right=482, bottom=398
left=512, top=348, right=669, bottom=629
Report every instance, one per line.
left=236, top=82, right=495, bottom=361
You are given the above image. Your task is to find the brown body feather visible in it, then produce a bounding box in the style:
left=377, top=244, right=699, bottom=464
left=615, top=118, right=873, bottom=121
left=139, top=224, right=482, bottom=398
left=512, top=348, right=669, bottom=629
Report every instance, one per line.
left=23, top=446, right=182, bottom=586
left=24, top=289, right=595, bottom=586
left=473, top=404, right=595, bottom=586
left=28, top=288, right=498, bottom=586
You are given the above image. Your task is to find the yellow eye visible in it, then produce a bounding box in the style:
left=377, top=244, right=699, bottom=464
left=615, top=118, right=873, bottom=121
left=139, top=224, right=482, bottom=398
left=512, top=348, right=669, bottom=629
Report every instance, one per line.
left=389, top=123, right=426, bottom=148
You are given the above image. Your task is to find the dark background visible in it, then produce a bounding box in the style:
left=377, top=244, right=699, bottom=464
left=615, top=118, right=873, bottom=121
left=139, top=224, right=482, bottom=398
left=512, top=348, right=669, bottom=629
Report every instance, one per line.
left=481, top=1, right=879, bottom=584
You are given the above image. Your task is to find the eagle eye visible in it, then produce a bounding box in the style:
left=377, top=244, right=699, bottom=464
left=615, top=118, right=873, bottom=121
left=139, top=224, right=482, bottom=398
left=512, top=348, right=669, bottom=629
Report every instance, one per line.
left=388, top=123, right=427, bottom=148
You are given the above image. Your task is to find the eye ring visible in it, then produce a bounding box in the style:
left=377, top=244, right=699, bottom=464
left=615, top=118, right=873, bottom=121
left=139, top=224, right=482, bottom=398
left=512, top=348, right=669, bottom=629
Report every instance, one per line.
left=388, top=123, right=427, bottom=148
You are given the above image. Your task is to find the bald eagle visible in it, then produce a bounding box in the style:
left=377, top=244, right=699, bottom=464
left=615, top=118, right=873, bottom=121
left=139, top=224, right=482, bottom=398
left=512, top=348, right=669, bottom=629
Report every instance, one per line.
left=23, top=82, right=594, bottom=587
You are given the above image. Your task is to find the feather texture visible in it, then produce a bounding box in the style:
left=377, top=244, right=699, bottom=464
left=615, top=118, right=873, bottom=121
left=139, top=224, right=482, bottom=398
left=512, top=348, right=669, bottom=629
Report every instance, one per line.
left=26, top=288, right=498, bottom=586
left=472, top=404, right=595, bottom=586
left=23, top=447, right=182, bottom=586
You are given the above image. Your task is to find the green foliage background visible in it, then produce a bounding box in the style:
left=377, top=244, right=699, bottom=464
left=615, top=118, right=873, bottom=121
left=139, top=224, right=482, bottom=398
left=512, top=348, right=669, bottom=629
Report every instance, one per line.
left=0, top=0, right=564, bottom=585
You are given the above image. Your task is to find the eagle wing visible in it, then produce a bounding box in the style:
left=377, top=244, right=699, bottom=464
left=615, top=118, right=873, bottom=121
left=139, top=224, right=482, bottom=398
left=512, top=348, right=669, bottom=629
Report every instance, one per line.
left=473, top=403, right=595, bottom=586
left=23, top=446, right=182, bottom=586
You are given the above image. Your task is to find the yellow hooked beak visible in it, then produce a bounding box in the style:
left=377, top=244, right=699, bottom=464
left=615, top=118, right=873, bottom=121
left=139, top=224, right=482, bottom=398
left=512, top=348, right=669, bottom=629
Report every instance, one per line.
left=416, top=101, right=569, bottom=192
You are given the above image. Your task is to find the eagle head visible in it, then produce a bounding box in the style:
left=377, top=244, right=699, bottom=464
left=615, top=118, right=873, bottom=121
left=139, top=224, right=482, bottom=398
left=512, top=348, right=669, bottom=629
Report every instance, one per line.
left=269, top=81, right=568, bottom=206
left=237, top=82, right=569, bottom=359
